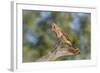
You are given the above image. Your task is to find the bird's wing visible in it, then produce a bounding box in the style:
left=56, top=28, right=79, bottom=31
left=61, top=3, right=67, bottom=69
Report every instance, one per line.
left=61, top=30, right=73, bottom=43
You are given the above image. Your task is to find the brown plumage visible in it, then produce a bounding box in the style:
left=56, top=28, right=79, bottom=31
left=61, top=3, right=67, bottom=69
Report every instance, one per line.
left=50, top=22, right=73, bottom=47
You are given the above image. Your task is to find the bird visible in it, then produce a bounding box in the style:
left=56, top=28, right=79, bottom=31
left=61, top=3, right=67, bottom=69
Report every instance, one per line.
left=50, top=22, right=73, bottom=47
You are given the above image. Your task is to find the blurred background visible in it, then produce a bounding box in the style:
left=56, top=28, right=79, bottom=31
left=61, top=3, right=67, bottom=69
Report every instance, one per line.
left=23, top=10, right=91, bottom=62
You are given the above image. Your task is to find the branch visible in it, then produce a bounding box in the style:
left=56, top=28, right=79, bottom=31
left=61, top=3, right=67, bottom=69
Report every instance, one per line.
left=36, top=47, right=80, bottom=62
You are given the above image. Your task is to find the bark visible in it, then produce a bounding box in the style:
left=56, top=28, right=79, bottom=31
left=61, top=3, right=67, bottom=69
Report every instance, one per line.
left=36, top=47, right=80, bottom=62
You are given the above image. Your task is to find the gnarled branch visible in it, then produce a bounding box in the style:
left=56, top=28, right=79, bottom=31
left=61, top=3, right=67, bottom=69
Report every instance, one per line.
left=36, top=47, right=80, bottom=62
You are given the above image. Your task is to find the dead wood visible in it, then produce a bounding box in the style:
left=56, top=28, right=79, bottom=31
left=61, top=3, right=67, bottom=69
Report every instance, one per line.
left=36, top=47, right=80, bottom=62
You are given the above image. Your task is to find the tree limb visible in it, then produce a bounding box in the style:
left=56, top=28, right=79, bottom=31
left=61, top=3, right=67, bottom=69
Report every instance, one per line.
left=36, top=47, right=80, bottom=62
